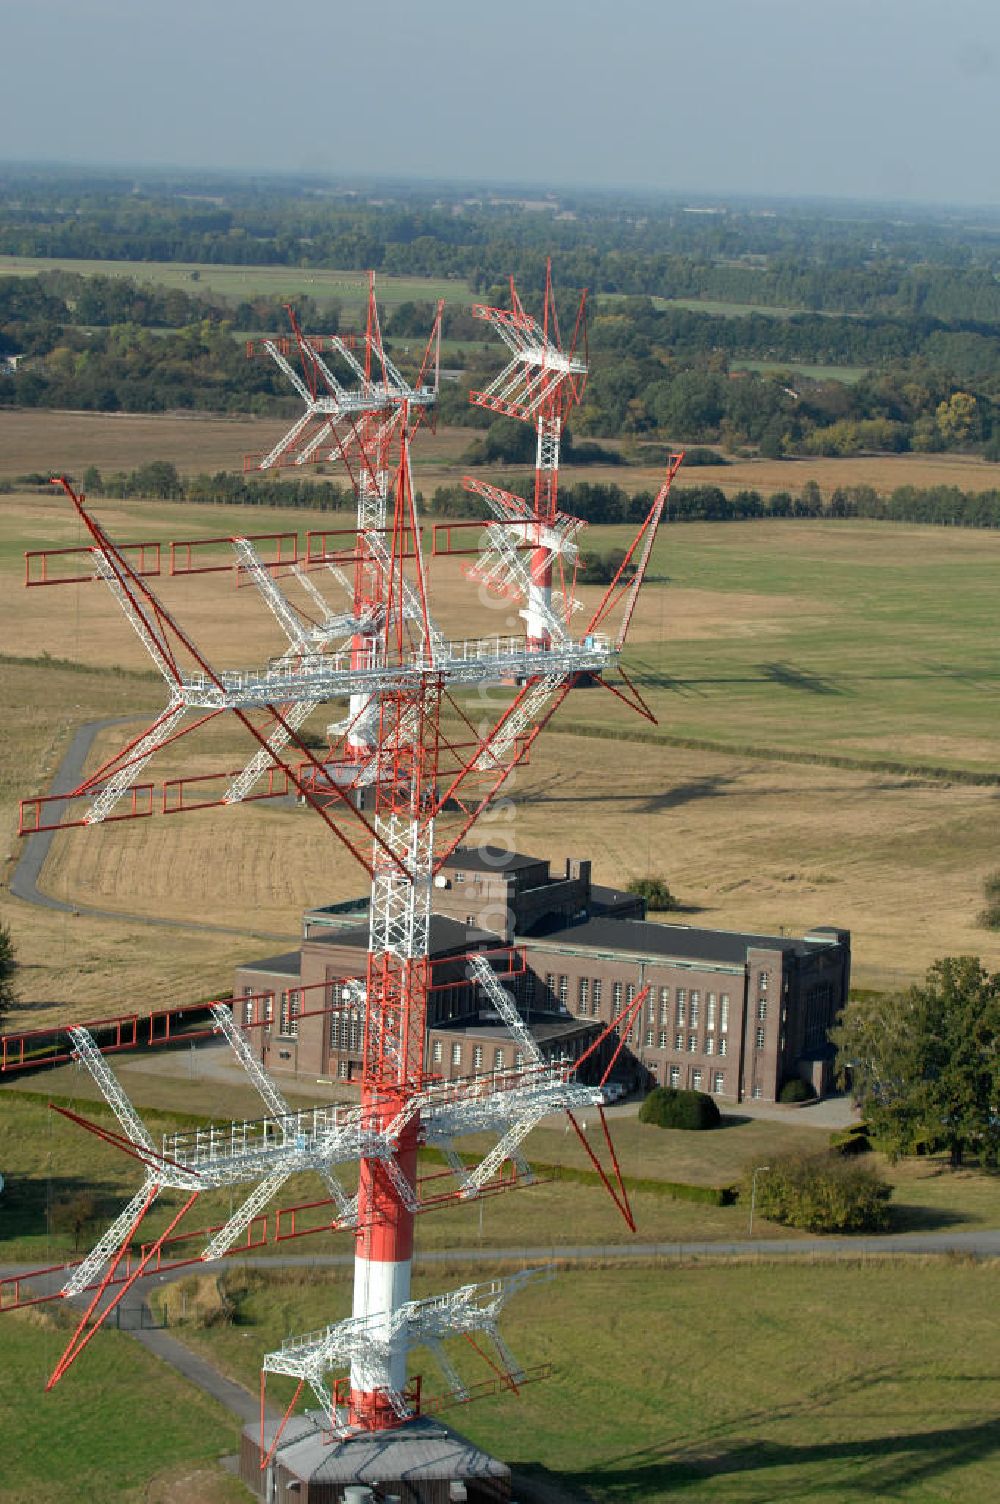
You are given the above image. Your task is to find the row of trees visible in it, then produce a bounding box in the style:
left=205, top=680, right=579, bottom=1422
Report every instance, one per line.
left=35, top=465, right=1000, bottom=535
left=6, top=168, right=1000, bottom=319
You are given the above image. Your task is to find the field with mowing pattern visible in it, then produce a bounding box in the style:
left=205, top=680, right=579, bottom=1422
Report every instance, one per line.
left=158, top=1258, right=1000, bottom=1504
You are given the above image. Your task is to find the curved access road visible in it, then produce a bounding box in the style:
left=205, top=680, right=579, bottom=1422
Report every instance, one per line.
left=8, top=713, right=296, bottom=943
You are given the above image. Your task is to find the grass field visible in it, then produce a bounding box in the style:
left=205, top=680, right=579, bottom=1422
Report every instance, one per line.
left=4, top=483, right=1000, bottom=1011
left=731, top=358, right=868, bottom=385
left=0, top=253, right=470, bottom=311
left=157, top=1258, right=1000, bottom=1504
left=0, top=1307, right=245, bottom=1504
left=3, top=1077, right=996, bottom=1266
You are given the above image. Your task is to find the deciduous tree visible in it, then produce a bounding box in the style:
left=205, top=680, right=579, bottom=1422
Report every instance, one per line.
left=832, top=956, right=1000, bottom=1167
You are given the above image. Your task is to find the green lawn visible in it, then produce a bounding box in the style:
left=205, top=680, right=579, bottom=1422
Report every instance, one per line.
left=166, top=1258, right=1000, bottom=1504
left=731, top=358, right=868, bottom=385
left=0, top=253, right=470, bottom=310
left=0, top=1309, right=245, bottom=1503
left=556, top=519, right=1000, bottom=775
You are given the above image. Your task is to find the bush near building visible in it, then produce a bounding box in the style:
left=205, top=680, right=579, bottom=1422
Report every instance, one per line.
left=744, top=1150, right=891, bottom=1233
left=639, top=1086, right=721, bottom=1130
left=779, top=1077, right=816, bottom=1104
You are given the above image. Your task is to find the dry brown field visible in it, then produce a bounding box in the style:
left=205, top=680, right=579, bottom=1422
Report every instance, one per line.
left=0, top=410, right=475, bottom=482
left=5, top=408, right=1000, bottom=499
left=3, top=461, right=1000, bottom=1032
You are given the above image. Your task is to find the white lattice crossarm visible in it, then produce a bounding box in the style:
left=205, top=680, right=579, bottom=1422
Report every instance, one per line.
left=92, top=552, right=176, bottom=683
left=62, top=1176, right=161, bottom=1296
left=68, top=1028, right=155, bottom=1151
left=468, top=525, right=568, bottom=644
left=83, top=699, right=186, bottom=824
left=472, top=672, right=568, bottom=772
left=233, top=538, right=311, bottom=649
left=468, top=955, right=543, bottom=1066
left=200, top=1166, right=294, bottom=1261
left=222, top=698, right=317, bottom=805
left=263, top=1271, right=548, bottom=1431
left=209, top=1003, right=290, bottom=1121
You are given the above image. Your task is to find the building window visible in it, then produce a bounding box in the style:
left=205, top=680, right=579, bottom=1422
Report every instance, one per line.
left=755, top=1026, right=766, bottom=1049
left=454, top=873, right=465, bottom=883
left=578, top=977, right=589, bottom=1014
left=659, top=987, right=670, bottom=1023
left=451, top=1042, right=462, bottom=1067
left=707, top=993, right=717, bottom=1030
left=514, top=1049, right=524, bottom=1069
left=720, top=994, right=730, bottom=1033
left=612, top=981, right=623, bottom=1011
left=675, top=1031, right=684, bottom=1052
left=752, top=1082, right=763, bottom=1100
left=337, top=1060, right=349, bottom=1079
left=263, top=993, right=274, bottom=1030
left=759, top=971, right=769, bottom=993
left=432, top=1039, right=443, bottom=1064
left=705, top=1035, right=715, bottom=1056
left=593, top=978, right=602, bottom=1010
left=658, top=1030, right=667, bottom=1049
left=713, top=1071, right=725, bottom=1095
left=689, top=992, right=700, bottom=1027
left=645, top=1029, right=654, bottom=1048
left=558, top=975, right=569, bottom=1008
left=545, top=974, right=555, bottom=997
left=757, top=997, right=768, bottom=1021
left=669, top=1065, right=681, bottom=1088
left=692, top=1068, right=703, bottom=1090
left=493, top=1047, right=504, bottom=1071
left=242, top=987, right=254, bottom=1026
left=676, top=989, right=686, bottom=1024
left=626, top=983, right=636, bottom=1007
left=688, top=1033, right=697, bottom=1054
left=719, top=1036, right=728, bottom=1057
left=473, top=1044, right=484, bottom=1071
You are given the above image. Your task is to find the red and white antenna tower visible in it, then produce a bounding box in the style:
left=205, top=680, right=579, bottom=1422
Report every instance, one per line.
left=14, top=274, right=684, bottom=1457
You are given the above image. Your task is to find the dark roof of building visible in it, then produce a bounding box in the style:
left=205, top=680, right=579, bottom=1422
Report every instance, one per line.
left=250, top=1415, right=509, bottom=1485
left=529, top=916, right=836, bottom=966
left=307, top=914, right=500, bottom=955
left=441, top=844, right=546, bottom=874
left=238, top=949, right=302, bottom=978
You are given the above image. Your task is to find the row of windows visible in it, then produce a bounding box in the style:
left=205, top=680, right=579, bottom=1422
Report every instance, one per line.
left=430, top=1038, right=527, bottom=1072
left=573, top=979, right=732, bottom=1031
left=243, top=986, right=300, bottom=1039
left=647, top=1031, right=730, bottom=1056
left=666, top=1064, right=727, bottom=1095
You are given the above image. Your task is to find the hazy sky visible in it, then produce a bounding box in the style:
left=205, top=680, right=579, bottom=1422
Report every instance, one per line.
left=4, top=0, right=1000, bottom=207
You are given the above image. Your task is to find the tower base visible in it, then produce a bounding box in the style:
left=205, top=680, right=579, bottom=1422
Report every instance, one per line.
left=241, top=1413, right=511, bottom=1503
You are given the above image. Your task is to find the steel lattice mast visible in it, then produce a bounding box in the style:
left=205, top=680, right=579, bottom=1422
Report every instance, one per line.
left=15, top=273, right=684, bottom=1451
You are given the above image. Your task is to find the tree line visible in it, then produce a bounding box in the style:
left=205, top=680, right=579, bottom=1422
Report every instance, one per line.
left=44, top=464, right=1000, bottom=537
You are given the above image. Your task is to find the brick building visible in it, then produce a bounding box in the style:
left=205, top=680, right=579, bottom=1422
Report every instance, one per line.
left=234, top=847, right=850, bottom=1103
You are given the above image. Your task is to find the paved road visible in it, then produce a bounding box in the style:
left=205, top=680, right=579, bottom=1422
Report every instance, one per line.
left=8, top=712, right=296, bottom=943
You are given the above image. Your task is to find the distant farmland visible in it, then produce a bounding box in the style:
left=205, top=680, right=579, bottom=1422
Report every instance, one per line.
left=0, top=253, right=470, bottom=312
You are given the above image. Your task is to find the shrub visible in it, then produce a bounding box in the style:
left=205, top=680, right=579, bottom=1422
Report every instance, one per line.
left=742, top=1151, right=891, bottom=1233
left=977, top=870, right=1000, bottom=928
left=681, top=446, right=728, bottom=467
left=779, top=1077, right=816, bottom=1104
left=626, top=875, right=678, bottom=911
left=639, top=1086, right=721, bottom=1131
left=830, top=1126, right=872, bottom=1156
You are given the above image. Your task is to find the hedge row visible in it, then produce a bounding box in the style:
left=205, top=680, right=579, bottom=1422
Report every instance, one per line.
left=420, top=1143, right=735, bottom=1206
